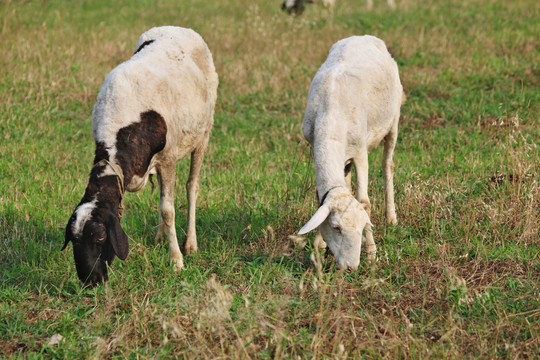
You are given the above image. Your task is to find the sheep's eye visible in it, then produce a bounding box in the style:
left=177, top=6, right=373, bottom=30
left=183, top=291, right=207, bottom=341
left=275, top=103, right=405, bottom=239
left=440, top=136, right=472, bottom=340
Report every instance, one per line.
left=331, top=225, right=342, bottom=235
left=96, top=236, right=105, bottom=243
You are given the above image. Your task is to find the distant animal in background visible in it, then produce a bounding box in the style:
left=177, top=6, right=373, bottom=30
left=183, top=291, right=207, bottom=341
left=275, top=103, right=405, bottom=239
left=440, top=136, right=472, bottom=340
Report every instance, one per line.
left=281, top=0, right=335, bottom=15
left=62, top=26, right=218, bottom=286
left=281, top=0, right=307, bottom=15
left=281, top=0, right=396, bottom=15
left=298, top=35, right=403, bottom=271
left=367, top=0, right=396, bottom=10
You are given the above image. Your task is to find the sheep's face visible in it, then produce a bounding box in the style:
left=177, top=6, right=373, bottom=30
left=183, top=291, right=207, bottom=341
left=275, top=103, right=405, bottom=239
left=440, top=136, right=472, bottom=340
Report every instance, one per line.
left=298, top=188, right=371, bottom=271
left=71, top=219, right=113, bottom=286
left=319, top=196, right=370, bottom=271
left=63, top=205, right=128, bottom=286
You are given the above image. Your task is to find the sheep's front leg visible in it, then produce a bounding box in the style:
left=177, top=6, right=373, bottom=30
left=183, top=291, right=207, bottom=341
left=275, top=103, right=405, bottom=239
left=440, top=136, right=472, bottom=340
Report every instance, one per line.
left=313, top=232, right=326, bottom=249
left=313, top=189, right=326, bottom=249
left=383, top=121, right=398, bottom=225
left=353, top=151, right=376, bottom=261
left=157, top=164, right=184, bottom=271
left=184, top=140, right=208, bottom=254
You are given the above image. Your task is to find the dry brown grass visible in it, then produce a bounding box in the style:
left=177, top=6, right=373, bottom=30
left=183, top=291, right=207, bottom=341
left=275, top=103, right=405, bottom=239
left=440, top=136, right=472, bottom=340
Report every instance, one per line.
left=1, top=0, right=539, bottom=358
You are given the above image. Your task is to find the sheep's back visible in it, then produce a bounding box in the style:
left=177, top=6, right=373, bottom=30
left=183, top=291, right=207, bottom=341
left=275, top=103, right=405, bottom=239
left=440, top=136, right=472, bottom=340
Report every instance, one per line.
left=92, top=27, right=218, bottom=160
left=303, top=35, right=402, bottom=150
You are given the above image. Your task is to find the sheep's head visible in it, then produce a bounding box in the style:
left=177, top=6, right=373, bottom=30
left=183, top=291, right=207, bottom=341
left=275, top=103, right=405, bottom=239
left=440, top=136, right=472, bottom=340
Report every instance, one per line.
left=63, top=203, right=128, bottom=286
left=298, top=187, right=372, bottom=271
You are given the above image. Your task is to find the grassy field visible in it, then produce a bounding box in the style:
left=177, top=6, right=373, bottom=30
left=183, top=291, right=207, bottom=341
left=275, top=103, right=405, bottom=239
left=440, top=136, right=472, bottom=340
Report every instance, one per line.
left=1, top=0, right=539, bottom=358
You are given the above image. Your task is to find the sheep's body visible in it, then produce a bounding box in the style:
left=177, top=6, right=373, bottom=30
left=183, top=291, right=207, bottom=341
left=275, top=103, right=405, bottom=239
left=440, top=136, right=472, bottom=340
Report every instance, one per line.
left=94, top=27, right=217, bottom=188
left=64, top=26, right=218, bottom=285
left=299, top=35, right=402, bottom=271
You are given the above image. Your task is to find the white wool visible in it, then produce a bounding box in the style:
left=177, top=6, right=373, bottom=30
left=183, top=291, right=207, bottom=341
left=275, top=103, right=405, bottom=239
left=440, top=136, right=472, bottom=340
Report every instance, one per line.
left=72, top=199, right=97, bottom=237
left=366, top=0, right=396, bottom=10
left=283, top=0, right=296, bottom=8
left=321, top=0, right=335, bottom=7
left=92, top=27, right=218, bottom=167
left=300, top=35, right=402, bottom=270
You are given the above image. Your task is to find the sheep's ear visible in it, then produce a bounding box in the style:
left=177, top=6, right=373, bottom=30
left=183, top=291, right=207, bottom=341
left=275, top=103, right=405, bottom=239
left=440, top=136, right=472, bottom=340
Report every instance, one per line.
left=61, top=216, right=75, bottom=251
left=61, top=236, right=70, bottom=251
left=298, top=203, right=331, bottom=235
left=107, top=214, right=129, bottom=260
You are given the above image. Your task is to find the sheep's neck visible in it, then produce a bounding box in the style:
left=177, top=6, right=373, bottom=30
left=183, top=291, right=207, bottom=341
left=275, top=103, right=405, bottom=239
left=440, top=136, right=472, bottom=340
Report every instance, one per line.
left=313, top=139, right=348, bottom=203
left=80, top=165, right=123, bottom=217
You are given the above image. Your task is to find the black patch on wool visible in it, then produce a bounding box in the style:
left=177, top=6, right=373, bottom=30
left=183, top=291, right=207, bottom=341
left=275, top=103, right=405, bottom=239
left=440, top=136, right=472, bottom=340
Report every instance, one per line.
left=93, top=141, right=110, bottom=164
left=78, top=163, right=123, bottom=208
left=281, top=0, right=311, bottom=15
left=115, top=110, right=167, bottom=185
left=320, top=189, right=330, bottom=206
left=134, top=40, right=155, bottom=54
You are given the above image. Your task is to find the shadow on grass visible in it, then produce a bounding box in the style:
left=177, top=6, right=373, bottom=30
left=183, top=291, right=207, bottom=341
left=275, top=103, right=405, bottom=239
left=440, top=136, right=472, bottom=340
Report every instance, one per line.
left=0, top=198, right=308, bottom=294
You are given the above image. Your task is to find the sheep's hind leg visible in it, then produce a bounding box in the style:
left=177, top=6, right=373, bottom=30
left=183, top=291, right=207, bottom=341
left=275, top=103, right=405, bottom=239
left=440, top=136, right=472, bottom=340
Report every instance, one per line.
left=353, top=151, right=376, bottom=262
left=382, top=120, right=398, bottom=225
left=155, top=215, right=166, bottom=243
left=344, top=160, right=353, bottom=192
left=313, top=189, right=326, bottom=249
left=157, top=164, right=184, bottom=271
left=184, top=139, right=208, bottom=254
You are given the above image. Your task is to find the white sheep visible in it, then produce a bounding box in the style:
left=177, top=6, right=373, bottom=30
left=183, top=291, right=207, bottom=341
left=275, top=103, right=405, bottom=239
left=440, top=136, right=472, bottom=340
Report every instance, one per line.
left=367, top=0, right=396, bottom=10
left=298, top=35, right=403, bottom=271
left=63, top=26, right=218, bottom=285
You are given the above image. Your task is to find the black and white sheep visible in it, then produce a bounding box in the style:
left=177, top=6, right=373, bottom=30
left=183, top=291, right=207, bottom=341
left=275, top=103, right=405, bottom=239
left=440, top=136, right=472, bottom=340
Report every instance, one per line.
left=281, top=0, right=334, bottom=15
left=281, top=0, right=396, bottom=15
left=62, top=26, right=219, bottom=286
left=298, top=35, right=403, bottom=271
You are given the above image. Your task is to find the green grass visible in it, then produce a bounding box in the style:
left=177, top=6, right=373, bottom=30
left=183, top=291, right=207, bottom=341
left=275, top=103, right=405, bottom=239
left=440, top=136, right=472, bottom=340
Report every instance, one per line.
left=1, top=0, right=539, bottom=358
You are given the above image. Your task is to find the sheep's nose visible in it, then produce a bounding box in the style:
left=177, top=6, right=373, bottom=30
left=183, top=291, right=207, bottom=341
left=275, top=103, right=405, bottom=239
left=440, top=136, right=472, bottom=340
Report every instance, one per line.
left=337, top=260, right=358, bottom=272
left=80, top=273, right=104, bottom=287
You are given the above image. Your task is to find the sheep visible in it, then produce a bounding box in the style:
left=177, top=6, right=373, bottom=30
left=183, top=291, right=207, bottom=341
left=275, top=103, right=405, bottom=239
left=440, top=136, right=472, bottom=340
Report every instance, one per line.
left=281, top=0, right=334, bottom=15
left=367, top=0, right=396, bottom=10
left=62, top=26, right=218, bottom=286
left=281, top=0, right=396, bottom=15
left=298, top=35, right=403, bottom=271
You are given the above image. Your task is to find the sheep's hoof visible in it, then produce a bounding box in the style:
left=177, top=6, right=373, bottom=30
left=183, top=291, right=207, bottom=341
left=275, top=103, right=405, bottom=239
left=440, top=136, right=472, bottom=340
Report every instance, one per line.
left=184, top=238, right=198, bottom=254
left=366, top=245, right=377, bottom=262
left=155, top=232, right=165, bottom=243
left=155, top=224, right=166, bottom=242
left=171, top=258, right=184, bottom=272
left=387, top=214, right=398, bottom=225
left=314, top=232, right=327, bottom=249
left=184, top=244, right=198, bottom=254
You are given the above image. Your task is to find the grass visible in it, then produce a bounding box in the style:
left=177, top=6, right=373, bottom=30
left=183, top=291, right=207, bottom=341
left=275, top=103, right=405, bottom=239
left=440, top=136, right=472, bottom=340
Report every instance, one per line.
left=1, top=0, right=539, bottom=358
